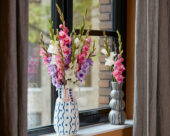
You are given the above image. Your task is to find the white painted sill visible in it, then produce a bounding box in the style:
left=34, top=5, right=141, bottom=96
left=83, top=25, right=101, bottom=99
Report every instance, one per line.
left=42, top=120, right=133, bottom=136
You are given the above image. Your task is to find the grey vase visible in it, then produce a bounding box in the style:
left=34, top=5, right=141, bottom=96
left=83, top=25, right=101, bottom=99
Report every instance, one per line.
left=108, top=82, right=126, bottom=125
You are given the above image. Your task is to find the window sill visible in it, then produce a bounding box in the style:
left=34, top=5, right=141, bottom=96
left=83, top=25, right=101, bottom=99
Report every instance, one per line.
left=28, top=87, right=42, bottom=92
left=42, top=120, right=133, bottom=136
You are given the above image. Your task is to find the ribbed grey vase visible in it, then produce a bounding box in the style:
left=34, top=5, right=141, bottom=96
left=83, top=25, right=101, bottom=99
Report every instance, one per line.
left=108, top=82, right=126, bottom=125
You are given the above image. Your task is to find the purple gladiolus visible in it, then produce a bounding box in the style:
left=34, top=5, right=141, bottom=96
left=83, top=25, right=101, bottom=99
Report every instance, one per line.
left=52, top=76, right=60, bottom=88
left=48, top=64, right=57, bottom=75
left=64, top=53, right=71, bottom=70
left=77, top=70, right=86, bottom=82
left=76, top=58, right=94, bottom=83
left=65, top=53, right=71, bottom=65
left=86, top=58, right=94, bottom=66
left=81, top=62, right=89, bottom=72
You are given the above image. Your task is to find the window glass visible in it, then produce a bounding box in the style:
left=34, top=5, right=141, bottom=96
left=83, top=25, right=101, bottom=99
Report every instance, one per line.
left=73, top=36, right=100, bottom=111
left=73, top=36, right=111, bottom=111
left=73, top=0, right=111, bottom=111
left=28, top=0, right=51, bottom=129
left=73, top=0, right=100, bottom=30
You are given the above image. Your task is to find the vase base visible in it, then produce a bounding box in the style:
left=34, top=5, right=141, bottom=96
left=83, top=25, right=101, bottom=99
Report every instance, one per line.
left=108, top=110, right=126, bottom=125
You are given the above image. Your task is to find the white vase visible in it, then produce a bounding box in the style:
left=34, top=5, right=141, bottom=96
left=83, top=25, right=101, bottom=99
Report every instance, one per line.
left=53, top=86, right=79, bottom=136
left=108, top=82, right=126, bottom=125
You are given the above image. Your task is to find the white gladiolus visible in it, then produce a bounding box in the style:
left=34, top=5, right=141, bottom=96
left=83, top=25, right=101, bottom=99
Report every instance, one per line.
left=104, top=52, right=116, bottom=66
left=74, top=48, right=81, bottom=57
left=110, top=51, right=116, bottom=57
left=65, top=68, right=78, bottom=82
left=73, top=60, right=79, bottom=71
left=51, top=55, right=57, bottom=65
left=74, top=38, right=80, bottom=47
left=74, top=49, right=79, bottom=56
left=54, top=41, right=59, bottom=46
left=47, top=41, right=59, bottom=54
left=105, top=58, right=114, bottom=66
left=101, top=48, right=107, bottom=55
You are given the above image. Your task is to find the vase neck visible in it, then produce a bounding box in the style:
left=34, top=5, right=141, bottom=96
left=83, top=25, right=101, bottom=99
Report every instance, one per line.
left=68, top=89, right=74, bottom=102
left=57, top=86, right=74, bottom=102
left=111, top=82, right=123, bottom=90
left=58, top=86, right=63, bottom=99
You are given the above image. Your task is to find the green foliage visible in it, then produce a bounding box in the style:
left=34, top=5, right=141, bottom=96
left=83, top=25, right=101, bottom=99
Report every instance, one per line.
left=73, top=0, right=99, bottom=28
left=56, top=3, right=65, bottom=25
left=103, top=32, right=111, bottom=57
left=116, top=30, right=123, bottom=54
left=29, top=2, right=50, bottom=43
left=48, top=19, right=55, bottom=41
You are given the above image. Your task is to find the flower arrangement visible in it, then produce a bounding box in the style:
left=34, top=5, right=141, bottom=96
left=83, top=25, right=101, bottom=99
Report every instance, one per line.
left=101, top=30, right=125, bottom=84
left=40, top=4, right=95, bottom=90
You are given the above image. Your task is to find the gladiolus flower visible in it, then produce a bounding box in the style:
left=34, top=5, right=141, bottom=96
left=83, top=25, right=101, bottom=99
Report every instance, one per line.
left=115, top=75, right=125, bottom=84
left=114, top=60, right=121, bottom=66
left=101, top=48, right=107, bottom=55
left=112, top=69, right=122, bottom=77
left=117, top=64, right=125, bottom=72
left=74, top=38, right=81, bottom=47
left=119, top=57, right=124, bottom=62
left=63, top=27, right=69, bottom=34
left=59, top=30, right=66, bottom=39
left=118, top=54, right=121, bottom=59
left=78, top=53, right=86, bottom=62
left=59, top=24, right=63, bottom=29
left=86, top=37, right=91, bottom=44
left=83, top=44, right=90, bottom=52
left=62, top=46, right=70, bottom=55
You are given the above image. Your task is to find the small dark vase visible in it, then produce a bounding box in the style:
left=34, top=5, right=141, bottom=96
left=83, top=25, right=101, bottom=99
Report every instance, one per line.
left=108, top=82, right=126, bottom=125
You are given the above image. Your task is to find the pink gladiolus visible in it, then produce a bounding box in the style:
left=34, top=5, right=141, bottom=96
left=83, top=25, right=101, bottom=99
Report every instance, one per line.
left=112, top=56, right=125, bottom=84
left=86, top=37, right=91, bottom=44
left=59, top=24, right=63, bottom=29
left=58, top=72, right=63, bottom=81
left=62, top=46, right=70, bottom=55
left=60, top=40, right=66, bottom=47
left=112, top=69, right=122, bottom=77
left=57, top=62, right=62, bottom=68
left=78, top=54, right=85, bottom=62
left=68, top=37, right=72, bottom=45
left=59, top=30, right=66, bottom=39
left=115, top=75, right=125, bottom=84
left=43, top=56, right=47, bottom=60
left=118, top=54, right=121, bottom=59
left=40, top=48, right=46, bottom=56
left=83, top=44, right=90, bottom=52
left=63, top=27, right=69, bottom=34
left=119, top=57, right=124, bottom=62
left=114, top=60, right=121, bottom=66
left=117, top=64, right=125, bottom=72
left=55, top=54, right=61, bottom=61
left=64, top=36, right=70, bottom=44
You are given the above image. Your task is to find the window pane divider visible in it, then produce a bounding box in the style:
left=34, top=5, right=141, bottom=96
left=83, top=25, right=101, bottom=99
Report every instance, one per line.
left=75, top=29, right=117, bottom=37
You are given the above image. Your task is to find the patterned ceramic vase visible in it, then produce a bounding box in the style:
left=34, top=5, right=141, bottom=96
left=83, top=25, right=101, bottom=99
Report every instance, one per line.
left=54, top=86, right=79, bottom=136
left=108, top=82, right=126, bottom=125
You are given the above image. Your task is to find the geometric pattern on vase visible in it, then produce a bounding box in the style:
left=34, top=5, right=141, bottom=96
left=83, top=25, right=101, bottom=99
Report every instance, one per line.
left=108, top=82, right=126, bottom=125
left=54, top=87, right=79, bottom=136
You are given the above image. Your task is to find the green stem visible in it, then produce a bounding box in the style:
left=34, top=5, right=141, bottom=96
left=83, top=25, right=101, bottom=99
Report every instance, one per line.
left=110, top=66, right=116, bottom=82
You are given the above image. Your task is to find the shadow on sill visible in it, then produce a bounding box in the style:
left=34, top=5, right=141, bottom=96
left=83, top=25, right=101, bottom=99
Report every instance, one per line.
left=41, top=120, right=133, bottom=136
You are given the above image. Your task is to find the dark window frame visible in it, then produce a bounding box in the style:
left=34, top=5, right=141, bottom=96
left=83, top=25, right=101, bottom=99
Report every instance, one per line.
left=28, top=0, right=126, bottom=135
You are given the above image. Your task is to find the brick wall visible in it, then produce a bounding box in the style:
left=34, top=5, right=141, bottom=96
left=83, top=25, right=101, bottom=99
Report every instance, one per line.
left=99, top=0, right=112, bottom=106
